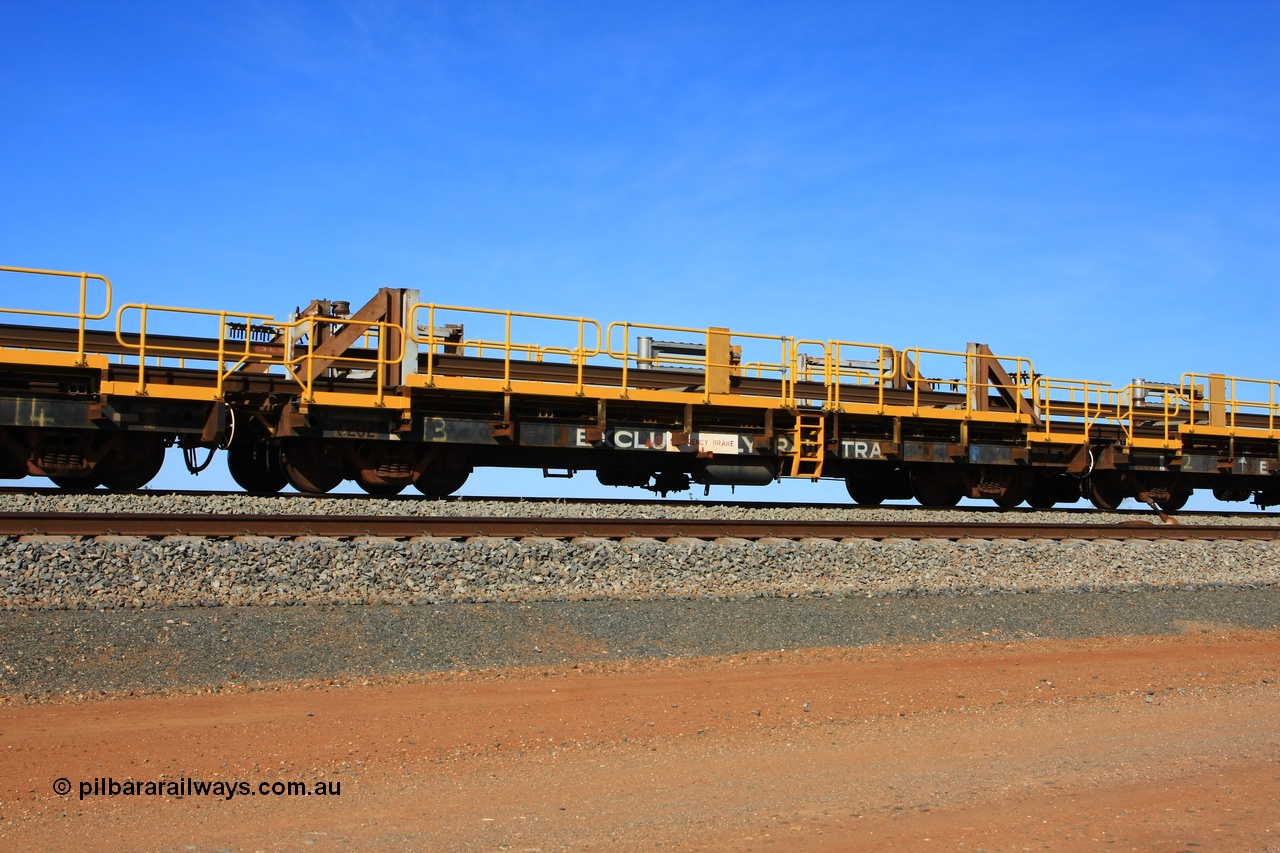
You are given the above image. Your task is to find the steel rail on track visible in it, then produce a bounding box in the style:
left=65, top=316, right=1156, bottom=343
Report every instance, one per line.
left=0, top=512, right=1275, bottom=541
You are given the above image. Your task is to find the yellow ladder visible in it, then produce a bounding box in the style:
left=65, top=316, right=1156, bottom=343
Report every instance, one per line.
left=789, top=413, right=826, bottom=479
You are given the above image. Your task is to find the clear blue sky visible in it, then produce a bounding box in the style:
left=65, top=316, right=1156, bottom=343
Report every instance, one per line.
left=2, top=1, right=1277, bottom=502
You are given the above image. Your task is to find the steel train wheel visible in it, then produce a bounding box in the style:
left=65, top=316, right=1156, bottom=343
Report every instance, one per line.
left=96, top=435, right=167, bottom=491
left=280, top=440, right=344, bottom=495
left=349, top=443, right=413, bottom=497
left=413, top=465, right=470, bottom=498
left=1087, top=474, right=1127, bottom=511
left=909, top=465, right=963, bottom=508
left=1024, top=473, right=1054, bottom=507
left=357, top=477, right=405, bottom=496
left=1156, top=489, right=1190, bottom=513
left=1025, top=483, right=1056, bottom=509
left=988, top=468, right=1032, bottom=508
left=844, top=476, right=886, bottom=507
left=49, top=474, right=99, bottom=492
left=227, top=439, right=288, bottom=495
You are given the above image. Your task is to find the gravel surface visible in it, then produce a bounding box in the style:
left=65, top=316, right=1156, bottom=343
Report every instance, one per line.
left=4, top=489, right=1275, bottom=701
left=3, top=590, right=1277, bottom=697
left=2, top=534, right=1277, bottom=610
left=1, top=490, right=1277, bottom=525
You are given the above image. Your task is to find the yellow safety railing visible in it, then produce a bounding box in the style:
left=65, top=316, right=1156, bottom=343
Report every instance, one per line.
left=1030, top=377, right=1122, bottom=442
left=115, top=305, right=405, bottom=404
left=412, top=303, right=603, bottom=394
left=283, top=314, right=406, bottom=405
left=605, top=321, right=793, bottom=404
left=1118, top=381, right=1182, bottom=445
left=1182, top=373, right=1280, bottom=434
left=793, top=339, right=896, bottom=411
left=901, top=347, right=1035, bottom=417
left=1031, top=378, right=1185, bottom=447
left=115, top=303, right=281, bottom=398
left=0, top=266, right=113, bottom=364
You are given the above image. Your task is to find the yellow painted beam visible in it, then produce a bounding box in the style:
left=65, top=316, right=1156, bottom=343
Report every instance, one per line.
left=0, top=350, right=108, bottom=369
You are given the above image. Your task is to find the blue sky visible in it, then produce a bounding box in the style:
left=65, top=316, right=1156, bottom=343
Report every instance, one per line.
left=2, top=1, right=1277, bottom=502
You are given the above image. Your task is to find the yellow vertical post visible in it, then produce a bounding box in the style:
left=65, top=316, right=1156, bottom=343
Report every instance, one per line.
left=135, top=305, right=148, bottom=395
left=705, top=327, right=732, bottom=398
left=503, top=312, right=512, bottom=391
left=216, top=311, right=227, bottom=399
left=576, top=320, right=585, bottom=395
left=376, top=323, right=386, bottom=406
left=619, top=323, right=630, bottom=398
left=426, top=306, right=436, bottom=385
left=77, top=272, right=88, bottom=365
left=1209, top=373, right=1226, bottom=427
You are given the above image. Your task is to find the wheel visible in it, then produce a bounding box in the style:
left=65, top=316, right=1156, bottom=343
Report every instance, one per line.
left=1156, top=489, right=1190, bottom=513
left=844, top=476, right=885, bottom=507
left=96, top=435, right=166, bottom=491
left=227, top=439, right=288, bottom=495
left=49, top=474, right=99, bottom=492
left=0, top=445, right=25, bottom=481
left=1087, top=475, right=1127, bottom=511
left=1025, top=478, right=1057, bottom=509
left=909, top=466, right=962, bottom=508
left=1212, top=486, right=1251, bottom=503
left=351, top=444, right=413, bottom=496
left=989, top=468, right=1032, bottom=509
left=357, top=477, right=405, bottom=496
left=413, top=465, right=470, bottom=497
left=280, top=440, right=344, bottom=495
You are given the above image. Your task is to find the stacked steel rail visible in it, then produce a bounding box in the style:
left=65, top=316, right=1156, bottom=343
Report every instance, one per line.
left=1, top=265, right=1276, bottom=510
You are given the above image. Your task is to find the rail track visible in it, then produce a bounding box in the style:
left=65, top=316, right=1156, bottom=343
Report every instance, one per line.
left=2, top=512, right=1277, bottom=541
left=1, top=486, right=1276, bottom=520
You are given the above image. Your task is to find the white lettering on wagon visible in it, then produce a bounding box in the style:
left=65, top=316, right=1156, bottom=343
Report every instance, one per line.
left=841, top=440, right=884, bottom=460
left=575, top=428, right=673, bottom=450
left=573, top=429, right=749, bottom=454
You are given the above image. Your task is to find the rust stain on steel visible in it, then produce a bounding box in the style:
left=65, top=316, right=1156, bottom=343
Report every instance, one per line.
left=0, top=512, right=1275, bottom=542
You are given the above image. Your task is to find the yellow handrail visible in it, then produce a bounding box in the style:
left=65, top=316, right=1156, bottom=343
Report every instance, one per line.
left=282, top=314, right=407, bottom=405
left=411, top=303, right=604, bottom=394
left=901, top=347, right=1034, bottom=417
left=792, top=339, right=896, bottom=411
left=0, top=265, right=113, bottom=364
left=1031, top=376, right=1123, bottom=440
left=605, top=321, right=792, bottom=404
left=115, top=304, right=406, bottom=404
left=1181, top=372, right=1280, bottom=432
left=115, top=303, right=278, bottom=397
left=1119, top=381, right=1181, bottom=444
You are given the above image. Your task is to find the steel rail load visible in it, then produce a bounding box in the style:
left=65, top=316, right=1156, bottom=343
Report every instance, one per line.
left=1, top=265, right=1277, bottom=510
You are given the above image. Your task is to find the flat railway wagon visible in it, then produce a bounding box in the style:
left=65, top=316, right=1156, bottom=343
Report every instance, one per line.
left=1, top=265, right=1277, bottom=510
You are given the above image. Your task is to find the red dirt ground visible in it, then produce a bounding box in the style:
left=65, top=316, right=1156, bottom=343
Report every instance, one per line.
left=2, top=631, right=1278, bottom=851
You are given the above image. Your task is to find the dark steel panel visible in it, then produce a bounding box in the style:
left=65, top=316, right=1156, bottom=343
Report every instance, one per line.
left=421, top=417, right=499, bottom=444
left=0, top=395, right=94, bottom=429
left=902, top=442, right=951, bottom=463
